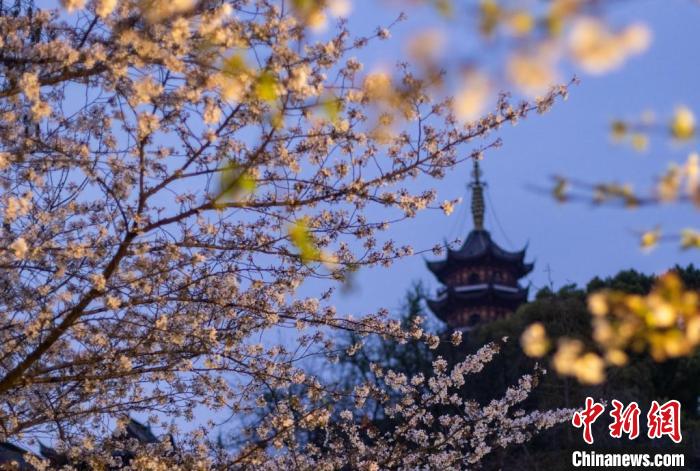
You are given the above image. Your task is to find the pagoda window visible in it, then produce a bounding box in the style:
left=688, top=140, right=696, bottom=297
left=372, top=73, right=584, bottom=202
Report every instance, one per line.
left=467, top=272, right=480, bottom=284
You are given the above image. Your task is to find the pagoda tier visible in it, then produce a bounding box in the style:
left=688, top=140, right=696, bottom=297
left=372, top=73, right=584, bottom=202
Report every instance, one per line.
left=426, top=283, right=529, bottom=329
left=425, top=159, right=533, bottom=331
left=426, top=229, right=534, bottom=284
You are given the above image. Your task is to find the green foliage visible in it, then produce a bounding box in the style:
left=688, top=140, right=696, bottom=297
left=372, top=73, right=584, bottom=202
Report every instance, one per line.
left=586, top=268, right=655, bottom=294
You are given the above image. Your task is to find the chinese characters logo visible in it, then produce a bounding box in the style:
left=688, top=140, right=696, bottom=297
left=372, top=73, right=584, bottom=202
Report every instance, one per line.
left=572, top=397, right=682, bottom=444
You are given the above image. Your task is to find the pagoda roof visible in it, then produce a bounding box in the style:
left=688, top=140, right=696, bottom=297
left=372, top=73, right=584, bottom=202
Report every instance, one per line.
left=426, top=229, right=533, bottom=282
left=426, top=283, right=529, bottom=324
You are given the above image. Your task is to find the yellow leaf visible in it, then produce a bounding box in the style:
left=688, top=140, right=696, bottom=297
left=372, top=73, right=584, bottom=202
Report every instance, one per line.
left=670, top=105, right=695, bottom=140
left=605, top=349, right=628, bottom=366
left=680, top=229, right=700, bottom=250
left=586, top=273, right=699, bottom=364
left=291, top=0, right=316, bottom=15
left=270, top=110, right=285, bottom=130
left=545, top=14, right=563, bottom=37
left=657, top=165, right=681, bottom=202
left=255, top=71, right=278, bottom=102
left=508, top=11, right=534, bottom=37
left=215, top=162, right=256, bottom=205
left=630, top=133, right=648, bottom=152
left=479, top=0, right=501, bottom=37
left=587, top=292, right=609, bottom=316
left=321, top=95, right=342, bottom=123
left=520, top=322, right=550, bottom=358
left=646, top=297, right=676, bottom=328
left=454, top=72, right=490, bottom=123
left=610, top=120, right=627, bottom=140
left=552, top=338, right=583, bottom=376
left=687, top=317, right=700, bottom=345
left=291, top=0, right=326, bottom=29
left=289, top=218, right=322, bottom=264
left=434, top=0, right=453, bottom=18
left=573, top=352, right=605, bottom=385
left=222, top=54, right=248, bottom=78
left=552, top=177, right=568, bottom=202
left=640, top=227, right=660, bottom=250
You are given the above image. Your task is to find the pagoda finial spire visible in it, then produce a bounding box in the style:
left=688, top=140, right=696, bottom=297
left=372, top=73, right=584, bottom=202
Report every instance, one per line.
left=470, top=159, right=485, bottom=230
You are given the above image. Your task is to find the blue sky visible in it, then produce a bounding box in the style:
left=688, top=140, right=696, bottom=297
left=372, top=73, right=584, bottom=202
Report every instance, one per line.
left=321, top=0, right=700, bottom=321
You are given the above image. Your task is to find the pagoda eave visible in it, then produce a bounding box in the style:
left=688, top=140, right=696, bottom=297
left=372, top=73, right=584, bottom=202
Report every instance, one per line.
left=426, top=284, right=529, bottom=321
left=426, top=257, right=534, bottom=284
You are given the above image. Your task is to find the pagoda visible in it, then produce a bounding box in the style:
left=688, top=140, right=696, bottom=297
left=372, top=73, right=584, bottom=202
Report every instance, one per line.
left=426, top=160, right=533, bottom=331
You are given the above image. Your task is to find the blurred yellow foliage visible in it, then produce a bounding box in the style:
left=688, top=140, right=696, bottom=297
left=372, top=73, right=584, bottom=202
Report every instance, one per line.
left=640, top=227, right=660, bottom=250
left=288, top=217, right=341, bottom=269
left=670, top=106, right=696, bottom=140
left=433, top=0, right=453, bottom=18
left=289, top=218, right=321, bottom=265
left=218, top=54, right=252, bottom=101
left=291, top=0, right=326, bottom=29
left=589, top=273, right=700, bottom=362
left=320, top=94, right=343, bottom=123
left=507, top=51, right=558, bottom=97
left=215, top=162, right=257, bottom=205
left=592, top=183, right=639, bottom=207
left=479, top=0, right=501, bottom=37
left=630, top=133, right=648, bottom=152
left=255, top=71, right=279, bottom=103
left=507, top=10, right=535, bottom=37
left=520, top=322, right=550, bottom=358
left=552, top=177, right=568, bottom=202
left=551, top=339, right=605, bottom=385
left=681, top=229, right=700, bottom=250
left=610, top=120, right=627, bottom=141
left=522, top=273, right=699, bottom=384
left=568, top=18, right=650, bottom=75
left=453, top=72, right=490, bottom=123
left=139, top=0, right=194, bottom=23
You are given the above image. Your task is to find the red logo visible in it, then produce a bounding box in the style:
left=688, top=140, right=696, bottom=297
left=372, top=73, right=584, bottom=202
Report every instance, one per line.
left=572, top=398, right=682, bottom=444
left=572, top=397, right=605, bottom=445
left=647, top=400, right=682, bottom=443
left=609, top=400, right=640, bottom=439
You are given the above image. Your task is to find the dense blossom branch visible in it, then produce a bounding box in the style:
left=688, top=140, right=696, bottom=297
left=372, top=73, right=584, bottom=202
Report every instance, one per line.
left=0, top=0, right=570, bottom=466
